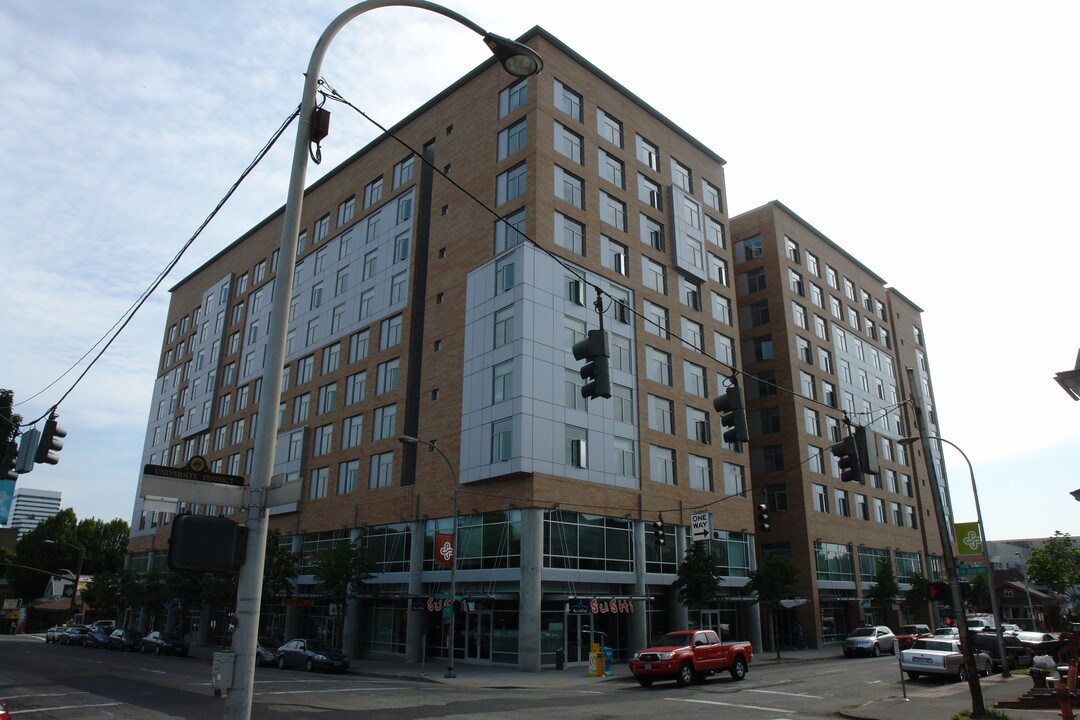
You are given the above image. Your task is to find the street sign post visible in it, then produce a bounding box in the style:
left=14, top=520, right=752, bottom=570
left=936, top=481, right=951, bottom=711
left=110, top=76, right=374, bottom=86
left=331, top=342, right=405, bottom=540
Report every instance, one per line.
left=691, top=512, right=712, bottom=542
left=958, top=562, right=989, bottom=577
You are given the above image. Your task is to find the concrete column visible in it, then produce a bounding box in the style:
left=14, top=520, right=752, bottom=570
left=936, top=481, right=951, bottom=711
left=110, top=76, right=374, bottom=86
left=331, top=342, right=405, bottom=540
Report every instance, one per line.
left=518, top=508, right=543, bottom=671
left=196, top=603, right=212, bottom=646
left=672, top=530, right=689, bottom=629
left=748, top=601, right=763, bottom=651
left=631, top=519, right=647, bottom=652
left=342, top=598, right=361, bottom=658
left=284, top=605, right=301, bottom=640
left=404, top=519, right=426, bottom=663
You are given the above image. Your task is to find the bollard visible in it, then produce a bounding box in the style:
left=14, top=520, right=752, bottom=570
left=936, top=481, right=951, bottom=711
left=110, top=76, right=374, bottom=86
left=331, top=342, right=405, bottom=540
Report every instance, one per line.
left=555, top=647, right=565, bottom=671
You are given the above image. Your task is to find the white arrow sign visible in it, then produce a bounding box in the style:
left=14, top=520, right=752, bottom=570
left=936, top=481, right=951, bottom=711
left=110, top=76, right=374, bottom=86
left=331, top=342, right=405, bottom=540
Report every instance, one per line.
left=691, top=512, right=712, bottom=542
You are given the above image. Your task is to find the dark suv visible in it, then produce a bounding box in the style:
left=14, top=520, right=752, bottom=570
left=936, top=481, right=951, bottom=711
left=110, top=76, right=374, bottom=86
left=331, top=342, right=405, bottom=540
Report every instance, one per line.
left=970, top=631, right=1034, bottom=670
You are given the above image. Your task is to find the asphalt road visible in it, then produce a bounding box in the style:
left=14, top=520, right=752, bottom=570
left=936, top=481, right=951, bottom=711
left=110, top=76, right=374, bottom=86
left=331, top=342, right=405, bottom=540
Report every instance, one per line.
left=0, top=636, right=967, bottom=720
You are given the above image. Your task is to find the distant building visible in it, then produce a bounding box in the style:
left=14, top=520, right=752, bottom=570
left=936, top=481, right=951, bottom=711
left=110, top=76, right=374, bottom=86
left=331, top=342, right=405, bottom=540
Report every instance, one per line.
left=7, top=487, right=61, bottom=539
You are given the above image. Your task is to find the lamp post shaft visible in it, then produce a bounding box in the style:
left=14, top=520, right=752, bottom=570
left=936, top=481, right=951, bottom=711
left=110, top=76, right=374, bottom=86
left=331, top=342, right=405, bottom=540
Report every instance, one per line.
left=1017, top=553, right=1037, bottom=630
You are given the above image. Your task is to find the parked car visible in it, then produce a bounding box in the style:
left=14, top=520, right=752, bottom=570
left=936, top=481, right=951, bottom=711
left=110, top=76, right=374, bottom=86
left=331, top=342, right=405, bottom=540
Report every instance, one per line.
left=60, top=625, right=91, bottom=646
left=969, top=631, right=1035, bottom=670
left=275, top=638, right=349, bottom=673
left=1001, top=623, right=1022, bottom=635
left=965, top=616, right=995, bottom=632
left=843, top=626, right=896, bottom=657
left=932, top=626, right=960, bottom=639
left=895, top=624, right=933, bottom=649
left=84, top=625, right=114, bottom=648
left=108, top=628, right=143, bottom=651
left=1017, top=631, right=1065, bottom=660
left=901, top=638, right=992, bottom=681
left=44, top=625, right=66, bottom=644
left=141, top=630, right=189, bottom=656
left=629, top=629, right=753, bottom=687
left=256, top=637, right=282, bottom=667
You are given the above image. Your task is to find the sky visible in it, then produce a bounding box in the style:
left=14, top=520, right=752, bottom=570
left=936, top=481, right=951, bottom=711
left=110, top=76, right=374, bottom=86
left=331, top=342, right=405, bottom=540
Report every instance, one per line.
left=1, top=1, right=1078, bottom=544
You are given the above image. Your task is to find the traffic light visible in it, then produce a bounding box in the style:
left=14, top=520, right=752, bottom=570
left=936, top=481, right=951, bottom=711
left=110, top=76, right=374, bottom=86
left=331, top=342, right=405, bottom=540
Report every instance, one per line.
left=713, top=383, right=749, bottom=443
left=831, top=425, right=880, bottom=482
left=830, top=434, right=862, bottom=482
left=757, top=503, right=771, bottom=533
left=1, top=441, right=17, bottom=481
left=168, top=514, right=248, bottom=573
left=927, top=580, right=951, bottom=603
left=572, top=329, right=611, bottom=399
left=653, top=518, right=666, bottom=547
left=34, top=415, right=67, bottom=465
left=852, top=425, right=880, bottom=476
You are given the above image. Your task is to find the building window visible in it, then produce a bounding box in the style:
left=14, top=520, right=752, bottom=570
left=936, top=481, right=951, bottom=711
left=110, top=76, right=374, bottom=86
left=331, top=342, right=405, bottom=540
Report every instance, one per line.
left=724, top=462, right=746, bottom=497
left=486, top=418, right=513, bottom=462
left=498, top=118, right=528, bottom=160
left=671, top=158, right=692, bottom=192
left=309, top=467, right=329, bottom=499
left=554, top=122, right=583, bottom=164
left=338, top=459, right=359, bottom=494
left=648, top=395, right=675, bottom=434
left=690, top=454, right=713, bottom=491
left=611, top=334, right=632, bottom=372
left=342, top=415, right=363, bottom=449
left=555, top=165, right=584, bottom=208
left=643, top=257, right=666, bottom=294
left=600, top=191, right=626, bottom=231
left=638, top=174, right=662, bottom=210
left=599, top=149, right=625, bottom=188
left=613, top=384, right=633, bottom=423
left=345, top=371, right=366, bottom=405
left=494, top=306, right=514, bottom=348
left=703, top=180, right=722, bottom=212
left=597, top=108, right=623, bottom=146
left=495, top=208, right=526, bottom=251
left=337, top=196, right=355, bottom=226
left=565, top=425, right=587, bottom=467
left=380, top=314, right=403, bottom=349
left=564, top=370, right=587, bottom=410
left=499, top=77, right=528, bottom=117
left=555, top=80, right=582, bottom=121
left=372, top=404, right=396, bottom=441
left=688, top=406, right=711, bottom=443
left=376, top=358, right=400, bottom=394
left=555, top=212, right=585, bottom=255
left=563, top=317, right=586, bottom=351
left=314, top=215, right=330, bottom=243
left=495, top=255, right=515, bottom=293
left=317, top=383, right=336, bottom=415
left=684, top=361, right=707, bottom=398
left=369, top=451, right=393, bottom=488
left=313, top=424, right=333, bottom=456
left=614, top=437, right=635, bottom=476
left=650, top=446, right=676, bottom=485
left=496, top=162, right=527, bottom=205
left=646, top=346, right=672, bottom=385
left=643, top=300, right=668, bottom=339
left=392, top=155, right=415, bottom=188
left=715, top=332, right=735, bottom=366
left=363, top=176, right=383, bottom=208
left=713, top=292, right=733, bottom=325
left=492, top=360, right=513, bottom=404
left=636, top=134, right=660, bottom=171
left=641, top=214, right=664, bottom=251
left=744, top=267, right=767, bottom=293
left=812, top=483, right=829, bottom=513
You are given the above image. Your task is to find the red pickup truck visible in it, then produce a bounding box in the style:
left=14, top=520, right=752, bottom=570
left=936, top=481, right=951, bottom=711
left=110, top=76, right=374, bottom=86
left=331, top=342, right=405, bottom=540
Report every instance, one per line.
left=630, top=629, right=753, bottom=687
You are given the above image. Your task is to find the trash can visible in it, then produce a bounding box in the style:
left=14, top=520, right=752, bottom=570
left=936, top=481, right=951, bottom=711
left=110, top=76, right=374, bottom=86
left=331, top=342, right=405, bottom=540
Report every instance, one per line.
left=588, top=651, right=604, bottom=677
left=602, top=646, right=614, bottom=676
left=555, top=647, right=565, bottom=670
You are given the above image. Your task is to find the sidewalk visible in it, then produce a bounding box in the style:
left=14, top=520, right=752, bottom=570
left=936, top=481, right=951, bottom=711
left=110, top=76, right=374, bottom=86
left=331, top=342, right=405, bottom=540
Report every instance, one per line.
left=347, top=648, right=1065, bottom=719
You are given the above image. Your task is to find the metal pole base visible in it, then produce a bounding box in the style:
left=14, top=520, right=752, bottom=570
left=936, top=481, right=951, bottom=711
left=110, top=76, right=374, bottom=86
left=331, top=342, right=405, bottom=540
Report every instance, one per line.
left=444, top=667, right=456, bottom=678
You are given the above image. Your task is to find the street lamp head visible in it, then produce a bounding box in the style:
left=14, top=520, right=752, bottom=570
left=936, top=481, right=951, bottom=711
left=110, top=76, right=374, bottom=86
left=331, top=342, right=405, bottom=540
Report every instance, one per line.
left=482, top=33, right=543, bottom=77
left=898, top=436, right=919, bottom=447
left=398, top=436, right=419, bottom=445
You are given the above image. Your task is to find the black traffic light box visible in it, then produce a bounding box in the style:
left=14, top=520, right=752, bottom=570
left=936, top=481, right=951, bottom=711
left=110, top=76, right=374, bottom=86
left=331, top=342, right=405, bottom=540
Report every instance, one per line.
left=168, top=514, right=248, bottom=573
left=927, top=580, right=951, bottom=603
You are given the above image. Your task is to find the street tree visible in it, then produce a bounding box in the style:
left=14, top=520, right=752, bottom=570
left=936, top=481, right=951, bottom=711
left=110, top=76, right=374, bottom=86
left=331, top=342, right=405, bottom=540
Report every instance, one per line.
left=671, top=539, right=725, bottom=618
left=312, top=537, right=376, bottom=652
left=746, top=551, right=798, bottom=659
left=0, top=389, right=21, bottom=444
left=864, top=557, right=900, bottom=625
left=904, top=572, right=932, bottom=625
left=1028, top=531, right=1080, bottom=595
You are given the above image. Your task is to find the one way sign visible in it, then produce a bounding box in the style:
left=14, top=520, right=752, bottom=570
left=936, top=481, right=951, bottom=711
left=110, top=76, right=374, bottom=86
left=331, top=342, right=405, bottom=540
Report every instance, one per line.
left=691, top=512, right=712, bottom=542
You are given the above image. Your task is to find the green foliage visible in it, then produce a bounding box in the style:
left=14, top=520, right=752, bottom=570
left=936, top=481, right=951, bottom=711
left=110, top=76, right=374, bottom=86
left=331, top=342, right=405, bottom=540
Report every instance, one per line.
left=949, top=709, right=1013, bottom=720
left=312, top=538, right=376, bottom=610
left=746, top=551, right=797, bottom=605
left=865, top=557, right=900, bottom=618
left=671, top=540, right=725, bottom=609
left=905, top=572, right=931, bottom=623
left=967, top=573, right=992, bottom=613
left=1027, top=531, right=1080, bottom=595
left=0, top=389, right=22, bottom=444
left=263, top=529, right=299, bottom=599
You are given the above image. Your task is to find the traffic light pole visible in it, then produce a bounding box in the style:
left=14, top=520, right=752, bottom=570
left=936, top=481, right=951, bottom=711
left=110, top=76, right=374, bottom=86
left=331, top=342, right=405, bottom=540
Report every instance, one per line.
left=906, top=368, right=985, bottom=715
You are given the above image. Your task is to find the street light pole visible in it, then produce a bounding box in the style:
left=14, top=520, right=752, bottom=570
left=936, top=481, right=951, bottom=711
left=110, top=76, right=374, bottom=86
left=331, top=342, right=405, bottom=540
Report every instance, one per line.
left=1015, top=552, right=1037, bottom=631
left=901, top=435, right=1010, bottom=678
left=44, top=539, right=83, bottom=624
left=224, top=6, right=539, bottom=718
left=400, top=436, right=458, bottom=677
left=905, top=368, right=986, bottom=715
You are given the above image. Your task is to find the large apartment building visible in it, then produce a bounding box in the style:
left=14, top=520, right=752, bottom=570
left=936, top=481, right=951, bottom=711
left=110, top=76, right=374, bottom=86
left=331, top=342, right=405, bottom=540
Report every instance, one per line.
left=730, top=202, right=949, bottom=647
left=129, top=28, right=761, bottom=670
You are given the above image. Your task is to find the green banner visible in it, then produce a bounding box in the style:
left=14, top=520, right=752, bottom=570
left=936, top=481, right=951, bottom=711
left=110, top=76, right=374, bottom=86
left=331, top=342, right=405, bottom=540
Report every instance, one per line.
left=955, top=521, right=983, bottom=556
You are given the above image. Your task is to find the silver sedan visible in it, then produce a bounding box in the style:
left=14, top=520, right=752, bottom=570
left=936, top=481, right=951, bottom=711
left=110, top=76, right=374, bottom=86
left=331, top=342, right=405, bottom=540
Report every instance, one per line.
left=901, top=638, right=991, bottom=681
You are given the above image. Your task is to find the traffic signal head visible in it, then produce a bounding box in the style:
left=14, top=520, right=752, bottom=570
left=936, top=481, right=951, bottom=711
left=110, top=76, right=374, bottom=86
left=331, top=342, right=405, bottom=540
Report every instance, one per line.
left=34, top=417, right=67, bottom=465
left=712, top=384, right=749, bottom=443
left=653, top=519, right=666, bottom=546
left=168, top=514, right=248, bottom=573
left=853, top=425, right=879, bottom=476
left=757, top=503, right=771, bottom=533
left=927, top=580, right=951, bottom=603
left=572, top=329, right=611, bottom=399
left=830, top=435, right=862, bottom=482
left=1, top=441, right=17, bottom=481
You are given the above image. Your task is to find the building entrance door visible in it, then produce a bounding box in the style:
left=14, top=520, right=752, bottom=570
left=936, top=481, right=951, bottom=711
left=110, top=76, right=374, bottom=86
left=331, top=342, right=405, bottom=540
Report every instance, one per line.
left=464, top=609, right=491, bottom=663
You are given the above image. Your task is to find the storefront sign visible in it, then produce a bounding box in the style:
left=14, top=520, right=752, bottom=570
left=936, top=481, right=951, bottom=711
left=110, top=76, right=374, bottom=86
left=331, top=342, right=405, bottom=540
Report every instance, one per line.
left=588, top=598, right=635, bottom=614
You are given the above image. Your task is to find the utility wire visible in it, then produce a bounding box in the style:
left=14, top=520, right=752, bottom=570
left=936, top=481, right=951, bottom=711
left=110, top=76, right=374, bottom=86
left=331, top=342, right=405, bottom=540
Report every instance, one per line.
left=16, top=106, right=302, bottom=427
